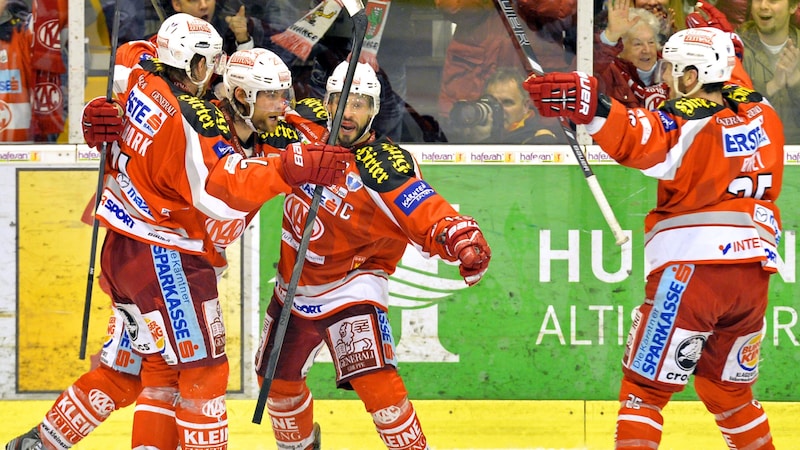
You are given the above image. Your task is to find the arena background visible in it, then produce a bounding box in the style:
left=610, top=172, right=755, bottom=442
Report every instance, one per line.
left=1, top=0, right=799, bottom=447
left=0, top=145, right=798, bottom=449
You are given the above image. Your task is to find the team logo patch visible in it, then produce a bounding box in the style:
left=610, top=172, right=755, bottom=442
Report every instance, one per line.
left=394, top=180, right=435, bottom=216
left=722, top=328, right=764, bottom=383
left=723, top=116, right=770, bottom=157
left=346, top=172, right=364, bottom=192
left=630, top=264, right=694, bottom=380
left=656, top=111, right=677, bottom=132
left=213, top=140, right=235, bottom=158
left=151, top=246, right=208, bottom=363
left=674, top=335, right=705, bottom=371
left=328, top=314, right=382, bottom=380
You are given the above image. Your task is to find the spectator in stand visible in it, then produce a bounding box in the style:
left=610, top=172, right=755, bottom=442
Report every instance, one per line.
left=100, top=0, right=146, bottom=43
left=0, top=0, right=34, bottom=142
left=436, top=0, right=575, bottom=141
left=449, top=66, right=564, bottom=143
left=595, top=0, right=670, bottom=109
left=596, top=0, right=675, bottom=44
left=738, top=0, right=800, bottom=143
left=168, top=0, right=265, bottom=57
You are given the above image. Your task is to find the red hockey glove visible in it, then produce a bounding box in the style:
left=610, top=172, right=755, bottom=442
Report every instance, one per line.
left=686, top=2, right=743, bottom=59
left=686, top=1, right=734, bottom=32
left=523, top=71, right=599, bottom=125
left=438, top=216, right=491, bottom=286
left=82, top=96, right=124, bottom=149
left=281, top=142, right=350, bottom=186
left=632, top=82, right=669, bottom=110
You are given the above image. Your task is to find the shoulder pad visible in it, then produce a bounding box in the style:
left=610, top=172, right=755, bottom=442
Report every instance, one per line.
left=660, top=97, right=725, bottom=120
left=176, top=93, right=232, bottom=139
left=294, top=97, right=328, bottom=125
left=257, top=121, right=301, bottom=149
left=722, top=85, right=764, bottom=106
left=353, top=139, right=416, bottom=193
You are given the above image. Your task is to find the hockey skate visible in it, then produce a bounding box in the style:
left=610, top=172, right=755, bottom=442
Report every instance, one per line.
left=5, top=427, right=43, bottom=450
left=311, top=422, right=321, bottom=450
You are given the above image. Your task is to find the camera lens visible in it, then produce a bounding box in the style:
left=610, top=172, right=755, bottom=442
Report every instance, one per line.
left=450, top=101, right=492, bottom=127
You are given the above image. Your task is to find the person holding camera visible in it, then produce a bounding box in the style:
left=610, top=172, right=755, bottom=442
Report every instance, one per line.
left=169, top=0, right=265, bottom=56
left=449, top=66, right=564, bottom=144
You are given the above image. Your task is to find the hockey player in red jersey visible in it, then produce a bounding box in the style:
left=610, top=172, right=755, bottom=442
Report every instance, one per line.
left=232, top=61, right=492, bottom=450
left=4, top=13, right=348, bottom=450
left=524, top=27, right=781, bottom=450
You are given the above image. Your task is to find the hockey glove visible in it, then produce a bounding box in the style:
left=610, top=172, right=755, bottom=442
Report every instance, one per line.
left=82, top=96, right=124, bottom=149
left=523, top=71, right=599, bottom=125
left=281, top=142, right=350, bottom=186
left=632, top=82, right=669, bottom=110
left=686, top=1, right=734, bottom=32
left=438, top=216, right=491, bottom=286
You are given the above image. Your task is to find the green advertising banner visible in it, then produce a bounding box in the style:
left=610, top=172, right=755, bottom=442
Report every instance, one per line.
left=259, top=164, right=800, bottom=401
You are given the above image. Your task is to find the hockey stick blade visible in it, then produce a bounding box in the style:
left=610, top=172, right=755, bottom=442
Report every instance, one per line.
left=493, top=0, right=629, bottom=246
left=79, top=3, right=122, bottom=360
left=252, top=5, right=369, bottom=425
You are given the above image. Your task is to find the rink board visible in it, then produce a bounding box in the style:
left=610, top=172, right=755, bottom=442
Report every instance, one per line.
left=1, top=399, right=799, bottom=449
left=4, top=147, right=800, bottom=405
left=257, top=162, right=800, bottom=402
left=14, top=168, right=244, bottom=393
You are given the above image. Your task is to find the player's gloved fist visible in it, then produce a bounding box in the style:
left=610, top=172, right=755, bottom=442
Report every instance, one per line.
left=632, top=82, right=669, bottom=110
left=281, top=142, right=350, bottom=186
left=522, top=71, right=599, bottom=125
left=686, top=1, right=734, bottom=32
left=82, top=96, right=124, bottom=149
left=686, top=2, right=743, bottom=59
left=439, top=216, right=491, bottom=286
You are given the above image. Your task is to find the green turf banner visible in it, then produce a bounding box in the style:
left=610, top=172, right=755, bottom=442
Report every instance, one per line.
left=259, top=164, right=799, bottom=401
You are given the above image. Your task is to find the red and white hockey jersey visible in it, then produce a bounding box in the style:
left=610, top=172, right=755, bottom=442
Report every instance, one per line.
left=95, top=42, right=287, bottom=269
left=588, top=63, right=783, bottom=275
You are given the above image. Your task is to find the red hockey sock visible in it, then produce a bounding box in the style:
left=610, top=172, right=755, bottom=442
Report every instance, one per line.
left=714, top=400, right=774, bottom=450
left=351, top=370, right=428, bottom=450
left=38, top=365, right=141, bottom=449
left=176, top=363, right=229, bottom=450
left=267, top=379, right=316, bottom=450
left=132, top=386, right=179, bottom=450
left=614, top=378, right=671, bottom=450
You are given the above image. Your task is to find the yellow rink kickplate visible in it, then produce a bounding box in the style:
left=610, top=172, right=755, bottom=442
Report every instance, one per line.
left=1, top=400, right=798, bottom=449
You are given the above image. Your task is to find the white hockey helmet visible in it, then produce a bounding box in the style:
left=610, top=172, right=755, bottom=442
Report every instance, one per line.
left=324, top=61, right=381, bottom=117
left=223, top=48, right=295, bottom=121
left=661, top=27, right=735, bottom=96
left=156, top=13, right=224, bottom=88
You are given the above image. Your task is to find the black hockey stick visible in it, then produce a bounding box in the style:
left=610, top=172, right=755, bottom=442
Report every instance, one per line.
left=493, top=0, right=628, bottom=246
left=150, top=0, right=166, bottom=22
left=252, top=0, right=368, bottom=425
left=79, top=3, right=121, bottom=360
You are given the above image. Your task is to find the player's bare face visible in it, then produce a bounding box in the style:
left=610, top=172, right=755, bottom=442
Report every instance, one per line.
left=751, top=0, right=794, bottom=37
left=172, top=0, right=217, bottom=22
left=251, top=90, right=292, bottom=133
left=620, top=25, right=659, bottom=72
left=328, top=93, right=372, bottom=147
left=485, top=79, right=529, bottom=130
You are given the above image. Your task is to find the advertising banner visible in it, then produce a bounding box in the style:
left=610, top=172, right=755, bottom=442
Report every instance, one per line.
left=259, top=164, right=799, bottom=401
left=15, top=169, right=245, bottom=393
left=9, top=160, right=798, bottom=402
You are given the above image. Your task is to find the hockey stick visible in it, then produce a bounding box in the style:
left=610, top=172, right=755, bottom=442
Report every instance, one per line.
left=79, top=4, right=121, bottom=360
left=493, top=0, right=629, bottom=246
left=150, top=0, right=166, bottom=22
left=252, top=0, right=368, bottom=425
